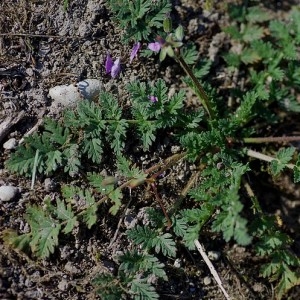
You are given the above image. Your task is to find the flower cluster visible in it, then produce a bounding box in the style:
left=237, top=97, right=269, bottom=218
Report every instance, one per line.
left=105, top=42, right=141, bottom=78
left=104, top=42, right=158, bottom=104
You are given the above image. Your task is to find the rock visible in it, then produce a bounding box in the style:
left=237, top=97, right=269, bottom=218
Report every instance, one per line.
left=3, top=138, right=18, bottom=150
left=124, top=210, right=138, bottom=229
left=0, top=185, right=18, bottom=202
left=58, top=278, right=69, bottom=291
left=49, top=79, right=102, bottom=108
left=207, top=250, right=221, bottom=261
left=173, top=258, right=181, bottom=268
left=203, top=276, right=212, bottom=285
left=44, top=178, right=57, bottom=192
left=64, top=261, right=80, bottom=274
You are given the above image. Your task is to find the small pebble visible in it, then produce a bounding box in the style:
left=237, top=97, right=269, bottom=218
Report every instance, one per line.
left=173, top=258, right=181, bottom=268
left=3, top=138, right=18, bottom=150
left=208, top=250, right=221, bottom=261
left=64, top=261, right=80, bottom=274
left=124, top=213, right=138, bottom=229
left=44, top=178, right=57, bottom=192
left=203, top=276, right=212, bottom=285
left=0, top=185, right=18, bottom=202
left=58, top=278, right=69, bottom=291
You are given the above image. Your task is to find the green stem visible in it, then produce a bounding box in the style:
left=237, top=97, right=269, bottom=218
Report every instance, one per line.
left=243, top=136, right=300, bottom=144
left=246, top=149, right=295, bottom=170
left=176, top=54, right=216, bottom=119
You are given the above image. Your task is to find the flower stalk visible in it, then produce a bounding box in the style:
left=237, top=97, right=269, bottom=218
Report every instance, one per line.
left=175, top=52, right=216, bottom=119
left=243, top=135, right=300, bottom=144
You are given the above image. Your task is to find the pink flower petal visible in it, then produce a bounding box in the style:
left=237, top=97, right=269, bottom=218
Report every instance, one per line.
left=111, top=58, right=121, bottom=78
left=148, top=95, right=158, bottom=103
left=130, top=42, right=141, bottom=63
left=148, top=42, right=161, bottom=52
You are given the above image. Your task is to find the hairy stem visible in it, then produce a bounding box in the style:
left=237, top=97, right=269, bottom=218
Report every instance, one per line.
left=150, top=183, right=172, bottom=229
left=175, top=54, right=216, bottom=119
left=243, top=136, right=300, bottom=144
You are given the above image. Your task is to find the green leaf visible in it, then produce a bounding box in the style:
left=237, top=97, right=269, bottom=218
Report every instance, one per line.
left=130, top=279, right=159, bottom=300
left=55, top=199, right=78, bottom=234
left=25, top=206, right=61, bottom=258
left=223, top=25, right=242, bottom=40
left=45, top=150, right=62, bottom=174
left=119, top=250, right=167, bottom=280
left=242, top=24, right=264, bottom=42
left=116, top=155, right=146, bottom=179
left=180, top=43, right=198, bottom=65
left=269, top=20, right=290, bottom=41
left=240, top=47, right=261, bottom=64
left=108, top=188, right=123, bottom=215
left=276, top=264, right=300, bottom=299
left=6, top=142, right=39, bottom=176
left=127, top=225, right=157, bottom=249
left=63, top=144, right=81, bottom=176
left=93, top=273, right=123, bottom=299
left=223, top=52, right=241, bottom=67
left=293, top=158, right=300, bottom=183
left=261, top=260, right=281, bottom=278
left=82, top=138, right=103, bottom=163
left=270, top=147, right=295, bottom=176
left=79, top=189, right=97, bottom=229
left=232, top=91, right=258, bottom=125
left=154, top=233, right=176, bottom=257
left=246, top=6, right=272, bottom=23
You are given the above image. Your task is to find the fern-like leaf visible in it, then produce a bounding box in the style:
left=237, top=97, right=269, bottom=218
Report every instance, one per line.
left=154, top=233, right=176, bottom=257
left=130, top=279, right=159, bottom=300
left=270, top=147, right=295, bottom=176
left=25, top=206, right=61, bottom=258
left=55, top=198, right=78, bottom=234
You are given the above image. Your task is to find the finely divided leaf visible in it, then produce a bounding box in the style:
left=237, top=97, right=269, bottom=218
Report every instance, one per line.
left=108, top=188, right=123, bottom=215
left=130, top=279, right=159, bottom=300
left=80, top=190, right=97, bottom=229
left=55, top=199, right=78, bottom=234
left=45, top=150, right=62, bottom=174
left=127, top=225, right=157, bottom=249
left=276, top=265, right=300, bottom=300
left=242, top=24, right=264, bottom=42
left=82, top=138, right=103, bottom=163
left=270, top=147, right=295, bottom=176
left=63, top=144, right=81, bottom=176
left=26, top=206, right=61, bottom=258
left=154, top=233, right=176, bottom=257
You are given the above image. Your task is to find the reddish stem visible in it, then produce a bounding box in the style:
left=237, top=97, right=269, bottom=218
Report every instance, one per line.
left=150, top=183, right=172, bottom=229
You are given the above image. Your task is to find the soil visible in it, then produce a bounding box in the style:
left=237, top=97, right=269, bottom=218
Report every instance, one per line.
left=0, top=0, right=300, bottom=299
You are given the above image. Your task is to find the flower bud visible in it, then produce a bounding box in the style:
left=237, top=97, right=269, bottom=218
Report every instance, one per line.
left=128, top=178, right=146, bottom=188
left=163, top=17, right=172, bottom=33
left=175, top=25, right=184, bottom=41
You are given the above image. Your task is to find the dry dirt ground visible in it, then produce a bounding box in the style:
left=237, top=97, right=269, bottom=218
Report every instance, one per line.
left=0, top=0, right=300, bottom=299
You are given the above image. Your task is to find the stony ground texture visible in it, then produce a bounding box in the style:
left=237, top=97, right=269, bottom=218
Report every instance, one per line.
left=0, top=0, right=300, bottom=299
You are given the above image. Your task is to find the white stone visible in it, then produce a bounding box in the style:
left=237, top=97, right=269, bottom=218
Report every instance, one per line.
left=49, top=79, right=102, bottom=108
left=173, top=258, right=181, bottom=268
left=0, top=185, right=18, bottom=202
left=203, top=276, right=212, bottom=285
left=58, top=278, right=69, bottom=291
left=3, top=138, right=18, bottom=150
left=207, top=250, right=221, bottom=261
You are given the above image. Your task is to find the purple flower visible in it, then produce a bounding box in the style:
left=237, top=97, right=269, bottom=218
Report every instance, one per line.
left=130, top=42, right=141, bottom=63
left=148, top=95, right=158, bottom=103
left=105, top=53, right=121, bottom=78
left=148, top=42, right=162, bottom=52
left=105, top=53, right=114, bottom=74
left=111, top=58, right=121, bottom=78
